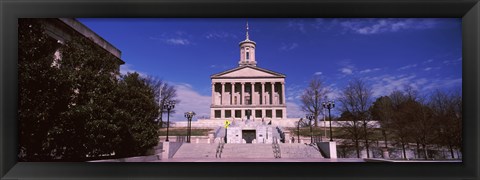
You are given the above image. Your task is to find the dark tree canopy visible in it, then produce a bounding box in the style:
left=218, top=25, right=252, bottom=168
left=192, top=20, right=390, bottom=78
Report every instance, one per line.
left=18, top=19, right=165, bottom=161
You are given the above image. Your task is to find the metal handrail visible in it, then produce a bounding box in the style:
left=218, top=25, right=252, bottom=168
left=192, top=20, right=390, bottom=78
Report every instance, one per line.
left=215, top=141, right=224, bottom=158
left=272, top=137, right=281, bottom=158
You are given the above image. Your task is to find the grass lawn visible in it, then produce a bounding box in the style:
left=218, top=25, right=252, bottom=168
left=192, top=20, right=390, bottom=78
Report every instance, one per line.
left=158, top=128, right=213, bottom=136
left=287, top=127, right=384, bottom=140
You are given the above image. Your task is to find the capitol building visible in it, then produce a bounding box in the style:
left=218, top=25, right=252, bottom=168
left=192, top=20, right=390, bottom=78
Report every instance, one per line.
left=210, top=23, right=287, bottom=121
left=176, top=23, right=296, bottom=129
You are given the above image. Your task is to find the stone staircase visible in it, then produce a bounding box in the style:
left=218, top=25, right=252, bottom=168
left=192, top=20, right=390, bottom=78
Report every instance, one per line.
left=172, top=143, right=324, bottom=159
left=280, top=144, right=324, bottom=158
left=221, top=144, right=275, bottom=158
left=172, top=143, right=218, bottom=158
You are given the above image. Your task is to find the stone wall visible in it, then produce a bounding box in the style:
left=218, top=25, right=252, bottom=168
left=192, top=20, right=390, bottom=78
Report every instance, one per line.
left=173, top=119, right=380, bottom=128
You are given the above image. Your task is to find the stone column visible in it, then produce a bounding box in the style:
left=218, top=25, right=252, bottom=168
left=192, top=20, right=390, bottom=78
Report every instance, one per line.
left=261, top=82, right=265, bottom=105
left=281, top=82, right=286, bottom=105
left=241, top=82, right=245, bottom=105
left=230, top=83, right=234, bottom=105
left=262, top=109, right=266, bottom=119
left=210, top=108, right=215, bottom=119
left=221, top=82, right=225, bottom=105
left=251, top=82, right=255, bottom=105
left=272, top=109, right=276, bottom=119
left=252, top=109, right=256, bottom=119
left=211, top=83, right=215, bottom=105
left=271, top=82, right=275, bottom=105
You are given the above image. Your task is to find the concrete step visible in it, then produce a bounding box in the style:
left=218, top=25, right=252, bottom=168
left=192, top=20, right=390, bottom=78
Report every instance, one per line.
left=279, top=144, right=324, bottom=158
left=220, top=144, right=275, bottom=158
left=172, top=143, right=218, bottom=158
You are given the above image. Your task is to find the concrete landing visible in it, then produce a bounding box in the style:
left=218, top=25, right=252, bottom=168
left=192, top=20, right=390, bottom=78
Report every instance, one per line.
left=221, top=144, right=274, bottom=158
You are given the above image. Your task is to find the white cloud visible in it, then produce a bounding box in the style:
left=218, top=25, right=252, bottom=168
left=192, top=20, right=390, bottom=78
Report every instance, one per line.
left=359, top=68, right=381, bottom=74
left=119, top=64, right=147, bottom=77
left=424, top=67, right=441, bottom=71
left=288, top=20, right=306, bottom=33
left=170, top=83, right=211, bottom=121
left=398, top=64, right=417, bottom=70
left=423, top=59, right=434, bottom=64
left=370, top=75, right=417, bottom=97
left=340, top=68, right=353, bottom=75
left=205, top=31, right=238, bottom=40
left=339, top=18, right=439, bottom=35
left=324, top=85, right=342, bottom=100
left=286, top=101, right=304, bottom=118
left=165, top=38, right=191, bottom=45
left=422, top=78, right=462, bottom=91
left=150, top=31, right=193, bottom=46
left=314, top=72, right=323, bottom=75
left=442, top=57, right=462, bottom=65
left=286, top=84, right=304, bottom=101
left=280, top=43, right=299, bottom=51
left=368, top=73, right=461, bottom=98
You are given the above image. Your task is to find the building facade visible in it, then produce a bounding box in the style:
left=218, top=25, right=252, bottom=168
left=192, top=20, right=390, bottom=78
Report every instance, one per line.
left=210, top=24, right=287, bottom=120
left=39, top=18, right=125, bottom=66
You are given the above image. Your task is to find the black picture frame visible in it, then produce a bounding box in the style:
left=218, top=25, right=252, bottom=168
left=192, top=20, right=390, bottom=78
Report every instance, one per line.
left=1, top=0, right=479, bottom=180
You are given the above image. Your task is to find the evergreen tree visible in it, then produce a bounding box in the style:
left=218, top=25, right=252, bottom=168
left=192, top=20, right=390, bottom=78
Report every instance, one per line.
left=18, top=19, right=69, bottom=161
left=115, top=73, right=160, bottom=156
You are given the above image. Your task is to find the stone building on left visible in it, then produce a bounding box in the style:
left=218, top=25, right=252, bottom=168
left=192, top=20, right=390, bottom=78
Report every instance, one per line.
left=36, top=18, right=125, bottom=66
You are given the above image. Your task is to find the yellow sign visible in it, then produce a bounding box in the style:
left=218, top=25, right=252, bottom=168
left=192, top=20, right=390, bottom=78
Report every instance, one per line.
left=224, top=120, right=231, bottom=128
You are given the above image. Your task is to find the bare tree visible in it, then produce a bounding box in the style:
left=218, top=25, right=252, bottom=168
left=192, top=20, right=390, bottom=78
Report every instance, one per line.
left=370, top=96, right=394, bottom=149
left=146, top=76, right=179, bottom=128
left=429, top=89, right=462, bottom=159
left=338, top=78, right=373, bottom=158
left=386, top=90, right=414, bottom=159
left=337, top=111, right=363, bottom=158
left=409, top=96, right=435, bottom=160
left=300, top=76, right=330, bottom=127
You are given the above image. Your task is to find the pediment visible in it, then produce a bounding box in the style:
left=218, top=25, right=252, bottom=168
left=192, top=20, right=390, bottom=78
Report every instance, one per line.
left=211, top=66, right=285, bottom=78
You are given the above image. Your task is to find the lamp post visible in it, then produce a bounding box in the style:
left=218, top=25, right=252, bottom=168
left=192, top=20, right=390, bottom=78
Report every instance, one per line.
left=323, top=107, right=327, bottom=142
left=322, top=100, right=335, bottom=141
left=184, top=111, right=196, bottom=143
left=163, top=100, right=175, bottom=142
left=297, top=118, right=303, bottom=143
left=306, top=114, right=315, bottom=144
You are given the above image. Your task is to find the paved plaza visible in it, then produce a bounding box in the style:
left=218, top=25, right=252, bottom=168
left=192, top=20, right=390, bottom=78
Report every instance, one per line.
left=150, top=158, right=365, bottom=162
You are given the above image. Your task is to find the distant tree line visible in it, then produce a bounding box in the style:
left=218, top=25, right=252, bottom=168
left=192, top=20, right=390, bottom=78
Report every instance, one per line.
left=301, top=76, right=462, bottom=159
left=18, top=19, right=177, bottom=161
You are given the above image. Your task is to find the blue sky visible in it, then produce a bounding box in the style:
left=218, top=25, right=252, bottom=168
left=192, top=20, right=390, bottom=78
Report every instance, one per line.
left=78, top=18, right=462, bottom=121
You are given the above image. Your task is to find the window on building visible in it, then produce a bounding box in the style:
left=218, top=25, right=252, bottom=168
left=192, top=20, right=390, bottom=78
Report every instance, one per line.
left=255, top=110, right=262, bottom=118
left=234, top=96, right=237, bottom=105
left=245, top=96, right=251, bottom=105
left=235, top=110, right=241, bottom=118
left=276, top=110, right=283, bottom=118
left=215, top=110, right=221, bottom=118
left=266, top=110, right=272, bottom=118
left=225, top=110, right=231, bottom=118
left=246, top=52, right=250, bottom=60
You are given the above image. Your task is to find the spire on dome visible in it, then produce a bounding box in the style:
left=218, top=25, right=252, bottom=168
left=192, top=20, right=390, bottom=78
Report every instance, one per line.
left=238, top=20, right=257, bottom=67
left=246, top=20, right=249, bottom=40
